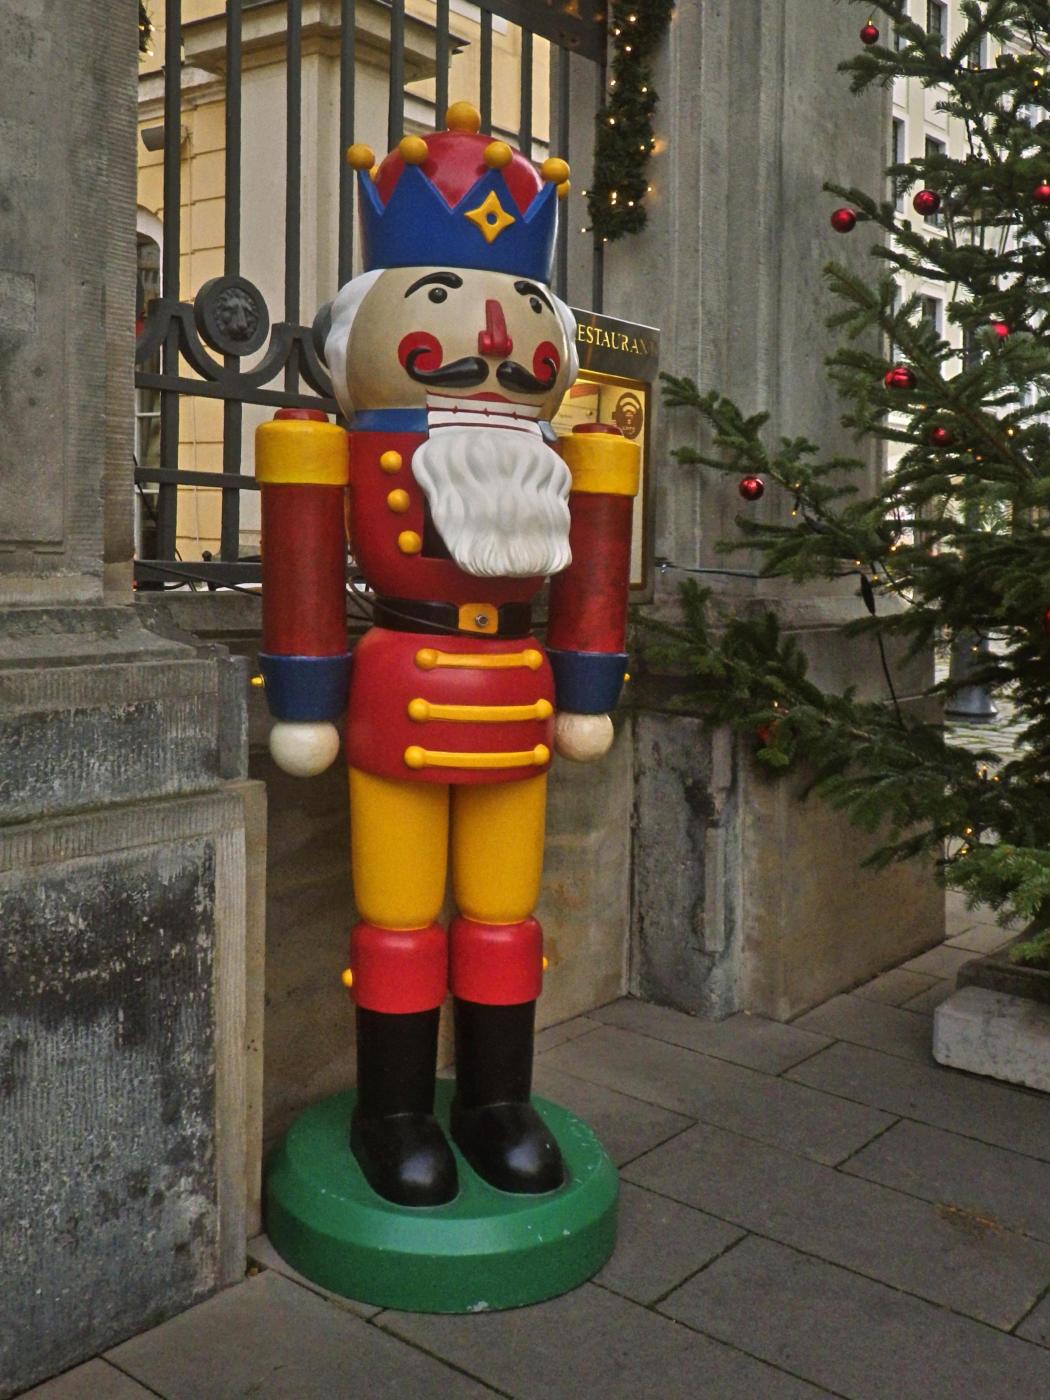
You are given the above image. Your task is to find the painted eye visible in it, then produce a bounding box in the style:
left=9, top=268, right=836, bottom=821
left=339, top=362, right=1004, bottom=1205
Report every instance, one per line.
left=529, top=296, right=543, bottom=314
left=428, top=287, right=448, bottom=304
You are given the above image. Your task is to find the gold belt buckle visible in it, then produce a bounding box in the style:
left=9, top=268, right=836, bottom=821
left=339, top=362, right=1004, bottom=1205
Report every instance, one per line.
left=458, top=602, right=499, bottom=634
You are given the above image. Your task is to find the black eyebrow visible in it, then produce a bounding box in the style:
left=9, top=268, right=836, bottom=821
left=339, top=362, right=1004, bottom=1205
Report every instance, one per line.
left=404, top=271, right=464, bottom=297
left=513, top=279, right=555, bottom=312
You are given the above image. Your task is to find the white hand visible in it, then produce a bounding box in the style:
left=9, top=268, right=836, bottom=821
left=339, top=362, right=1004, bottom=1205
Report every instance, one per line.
left=553, top=711, right=614, bottom=763
left=269, top=720, right=341, bottom=777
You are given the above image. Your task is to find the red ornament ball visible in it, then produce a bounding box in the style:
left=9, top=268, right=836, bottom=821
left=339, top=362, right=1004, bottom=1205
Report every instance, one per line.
left=830, top=207, right=857, bottom=233
left=883, top=364, right=916, bottom=390
left=1044, top=607, right=1050, bottom=637
left=992, top=321, right=1010, bottom=339
left=860, top=22, right=880, bottom=44
left=1033, top=182, right=1050, bottom=205
left=929, top=426, right=953, bottom=447
left=912, top=188, right=941, bottom=216
left=738, top=475, right=765, bottom=502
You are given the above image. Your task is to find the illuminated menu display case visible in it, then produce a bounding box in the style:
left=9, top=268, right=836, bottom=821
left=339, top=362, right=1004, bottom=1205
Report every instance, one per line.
left=553, top=309, right=659, bottom=589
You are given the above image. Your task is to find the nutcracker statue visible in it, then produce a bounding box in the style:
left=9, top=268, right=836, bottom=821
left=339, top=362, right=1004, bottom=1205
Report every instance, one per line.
left=262, top=102, right=638, bottom=1311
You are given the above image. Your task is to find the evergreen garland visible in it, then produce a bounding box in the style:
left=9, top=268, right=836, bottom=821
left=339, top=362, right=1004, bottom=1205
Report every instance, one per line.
left=588, top=0, right=675, bottom=242
left=139, top=3, right=153, bottom=54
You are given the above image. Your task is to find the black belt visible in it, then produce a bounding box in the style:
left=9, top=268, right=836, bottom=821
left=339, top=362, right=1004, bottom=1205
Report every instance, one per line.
left=373, top=596, right=533, bottom=639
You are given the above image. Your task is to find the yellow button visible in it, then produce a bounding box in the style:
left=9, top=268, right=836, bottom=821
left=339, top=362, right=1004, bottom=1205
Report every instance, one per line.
left=398, top=530, right=422, bottom=555
left=379, top=450, right=403, bottom=473
left=542, top=956, right=549, bottom=972
left=341, top=968, right=354, bottom=988
left=387, top=489, right=410, bottom=513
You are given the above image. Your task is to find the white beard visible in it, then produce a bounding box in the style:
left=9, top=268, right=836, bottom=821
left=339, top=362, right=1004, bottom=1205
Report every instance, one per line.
left=410, top=425, right=572, bottom=578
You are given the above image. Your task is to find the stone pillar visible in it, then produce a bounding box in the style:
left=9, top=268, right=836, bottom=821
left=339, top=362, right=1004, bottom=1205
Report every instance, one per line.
left=595, top=0, right=944, bottom=1018
left=0, top=5, right=263, bottom=1393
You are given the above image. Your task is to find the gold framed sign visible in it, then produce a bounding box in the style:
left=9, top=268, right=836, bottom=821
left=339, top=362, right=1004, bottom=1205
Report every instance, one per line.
left=553, top=309, right=659, bottom=589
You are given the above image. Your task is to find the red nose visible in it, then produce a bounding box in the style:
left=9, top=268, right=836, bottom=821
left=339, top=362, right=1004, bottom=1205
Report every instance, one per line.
left=478, top=299, right=513, bottom=358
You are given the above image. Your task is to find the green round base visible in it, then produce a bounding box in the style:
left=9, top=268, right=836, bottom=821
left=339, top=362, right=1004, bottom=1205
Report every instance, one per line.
left=265, top=1080, right=619, bottom=1313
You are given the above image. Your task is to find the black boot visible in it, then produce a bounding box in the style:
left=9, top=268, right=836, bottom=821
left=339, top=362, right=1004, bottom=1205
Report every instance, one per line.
left=450, top=999, right=565, bottom=1194
left=350, top=1007, right=458, bottom=1207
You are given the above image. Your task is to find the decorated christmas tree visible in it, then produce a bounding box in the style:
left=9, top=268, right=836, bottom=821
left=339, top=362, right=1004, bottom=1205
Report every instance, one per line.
left=654, top=0, right=1050, bottom=964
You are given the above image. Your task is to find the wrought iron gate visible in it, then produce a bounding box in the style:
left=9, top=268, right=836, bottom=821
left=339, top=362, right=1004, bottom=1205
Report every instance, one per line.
left=134, top=0, right=607, bottom=589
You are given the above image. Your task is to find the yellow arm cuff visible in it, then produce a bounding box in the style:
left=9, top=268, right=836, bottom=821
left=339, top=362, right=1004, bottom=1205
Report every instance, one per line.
left=256, top=419, right=350, bottom=485
left=558, top=431, right=640, bottom=497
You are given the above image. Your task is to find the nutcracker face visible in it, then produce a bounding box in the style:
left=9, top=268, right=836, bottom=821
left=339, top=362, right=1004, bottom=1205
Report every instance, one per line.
left=327, top=265, right=578, bottom=421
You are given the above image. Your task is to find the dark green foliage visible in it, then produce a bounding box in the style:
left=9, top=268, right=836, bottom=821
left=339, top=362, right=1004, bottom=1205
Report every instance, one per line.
left=588, top=0, right=675, bottom=241
left=656, top=2, right=1050, bottom=964
left=139, top=3, right=152, bottom=55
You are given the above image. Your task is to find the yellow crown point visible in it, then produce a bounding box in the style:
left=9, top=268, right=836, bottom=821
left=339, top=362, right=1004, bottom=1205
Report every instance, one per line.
left=399, top=134, right=429, bottom=166
left=540, top=156, right=570, bottom=184
left=484, top=140, right=514, bottom=169
left=250, top=674, right=264, bottom=688
left=446, top=100, right=481, bottom=133
left=345, top=142, right=375, bottom=170
left=369, top=165, right=379, bottom=181
left=557, top=180, right=571, bottom=200
left=542, top=955, right=550, bottom=972
left=340, top=968, right=354, bottom=989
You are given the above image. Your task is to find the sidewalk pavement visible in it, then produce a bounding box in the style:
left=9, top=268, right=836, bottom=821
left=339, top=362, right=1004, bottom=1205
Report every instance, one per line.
left=24, top=897, right=1050, bottom=1400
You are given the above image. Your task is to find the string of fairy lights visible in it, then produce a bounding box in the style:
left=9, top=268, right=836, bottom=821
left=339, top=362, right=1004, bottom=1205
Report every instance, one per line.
left=586, top=0, right=675, bottom=243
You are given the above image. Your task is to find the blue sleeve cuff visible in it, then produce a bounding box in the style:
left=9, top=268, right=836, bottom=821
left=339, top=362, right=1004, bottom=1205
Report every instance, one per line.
left=547, top=649, right=628, bottom=715
left=258, top=653, right=352, bottom=722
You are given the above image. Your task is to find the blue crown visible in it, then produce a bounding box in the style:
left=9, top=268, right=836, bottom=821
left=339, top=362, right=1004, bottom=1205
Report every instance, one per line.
left=357, top=147, right=561, bottom=283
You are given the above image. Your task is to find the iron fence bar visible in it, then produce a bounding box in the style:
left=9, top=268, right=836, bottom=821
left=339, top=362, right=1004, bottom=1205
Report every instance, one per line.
left=221, top=0, right=244, bottom=561
left=555, top=44, right=570, bottom=301
left=519, top=26, right=533, bottom=155
left=285, top=0, right=303, bottom=391
left=138, top=468, right=262, bottom=491
left=136, top=371, right=338, bottom=413
left=480, top=6, right=493, bottom=132
left=591, top=48, right=605, bottom=313
left=388, top=0, right=405, bottom=150
left=157, top=0, right=184, bottom=563
left=338, top=0, right=356, bottom=286
left=435, top=0, right=450, bottom=124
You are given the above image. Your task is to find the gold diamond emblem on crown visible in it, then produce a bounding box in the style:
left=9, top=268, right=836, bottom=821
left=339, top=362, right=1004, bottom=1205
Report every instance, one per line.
left=464, top=189, right=516, bottom=243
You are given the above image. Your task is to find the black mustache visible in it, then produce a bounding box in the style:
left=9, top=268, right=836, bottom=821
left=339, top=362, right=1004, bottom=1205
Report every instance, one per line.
left=496, top=358, right=558, bottom=394
left=405, top=351, right=490, bottom=387
left=405, top=349, right=559, bottom=396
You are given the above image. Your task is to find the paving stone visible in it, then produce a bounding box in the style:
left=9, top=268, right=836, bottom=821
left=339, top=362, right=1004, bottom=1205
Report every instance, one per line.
left=795, top=994, right=935, bottom=1063
left=540, top=1024, right=892, bottom=1165
left=106, top=1269, right=494, bottom=1399
left=853, top=967, right=938, bottom=1006
left=934, top=986, right=1050, bottom=1094
left=20, top=1360, right=154, bottom=1399
left=842, top=1119, right=1050, bottom=1244
left=1017, top=1292, right=1050, bottom=1347
left=534, top=1015, right=602, bottom=1053
left=624, top=1122, right=1050, bottom=1327
left=901, top=979, right=956, bottom=1014
left=380, top=1279, right=832, bottom=1399
left=594, top=1181, right=745, bottom=1305
left=947, top=924, right=1014, bottom=955
left=902, top=943, right=981, bottom=979
left=533, top=1060, right=694, bottom=1166
left=659, top=1234, right=1050, bottom=1400
left=247, top=1233, right=381, bottom=1318
left=786, top=1041, right=1050, bottom=1161
left=593, top=997, right=830, bottom=1073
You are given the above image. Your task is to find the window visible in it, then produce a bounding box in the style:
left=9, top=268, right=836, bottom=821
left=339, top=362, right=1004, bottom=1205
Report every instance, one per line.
left=966, top=31, right=986, bottom=69
left=924, top=135, right=945, bottom=226
left=135, top=222, right=161, bottom=561
left=927, top=0, right=946, bottom=54
left=895, top=1, right=909, bottom=50
left=921, top=294, right=943, bottom=335
left=892, top=118, right=907, bottom=210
